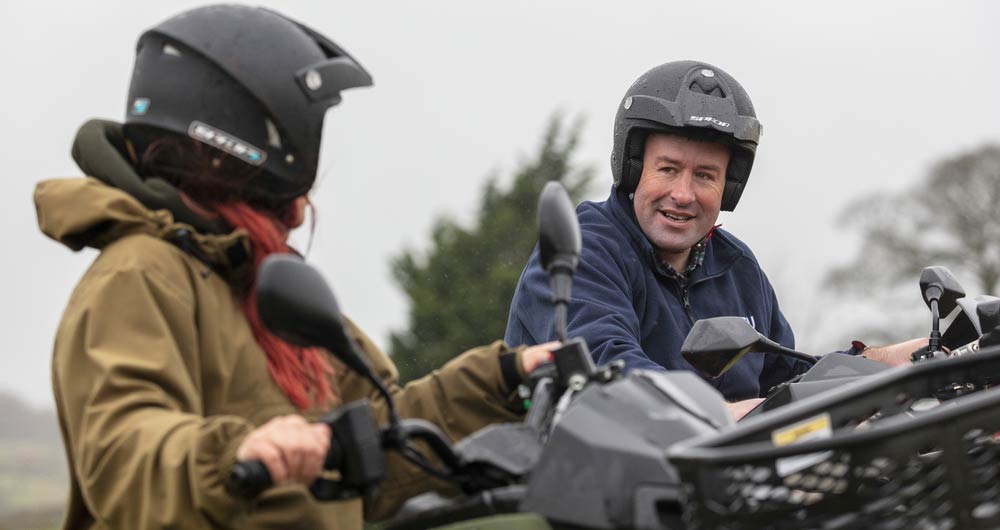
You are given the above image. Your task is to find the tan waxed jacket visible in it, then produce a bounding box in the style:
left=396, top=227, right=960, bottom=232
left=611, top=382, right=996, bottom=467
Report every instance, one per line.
left=36, top=176, right=525, bottom=530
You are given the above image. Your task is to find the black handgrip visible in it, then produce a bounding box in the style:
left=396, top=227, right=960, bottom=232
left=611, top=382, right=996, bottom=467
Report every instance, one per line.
left=228, top=459, right=272, bottom=498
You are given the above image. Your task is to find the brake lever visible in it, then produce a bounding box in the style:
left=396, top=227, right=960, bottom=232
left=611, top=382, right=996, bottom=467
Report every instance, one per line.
left=526, top=361, right=557, bottom=391
left=393, top=418, right=463, bottom=472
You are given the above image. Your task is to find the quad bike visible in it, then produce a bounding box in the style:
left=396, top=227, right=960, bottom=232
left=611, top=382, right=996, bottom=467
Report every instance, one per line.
left=230, top=182, right=1000, bottom=530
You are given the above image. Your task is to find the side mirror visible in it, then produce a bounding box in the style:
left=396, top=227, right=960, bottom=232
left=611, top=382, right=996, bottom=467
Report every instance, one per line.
left=537, top=181, right=581, bottom=276
left=918, top=266, right=965, bottom=358
left=681, top=317, right=816, bottom=378
left=256, top=254, right=375, bottom=383
left=537, top=181, right=582, bottom=342
left=919, top=266, right=965, bottom=317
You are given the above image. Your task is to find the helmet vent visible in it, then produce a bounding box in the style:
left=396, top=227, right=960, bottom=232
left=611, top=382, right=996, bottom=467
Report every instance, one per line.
left=689, top=79, right=726, bottom=98
left=265, top=118, right=283, bottom=149
left=161, top=43, right=183, bottom=57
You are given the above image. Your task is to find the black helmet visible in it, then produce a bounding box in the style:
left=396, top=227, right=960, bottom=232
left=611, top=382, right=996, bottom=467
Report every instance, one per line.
left=123, top=5, right=372, bottom=201
left=610, top=60, right=762, bottom=211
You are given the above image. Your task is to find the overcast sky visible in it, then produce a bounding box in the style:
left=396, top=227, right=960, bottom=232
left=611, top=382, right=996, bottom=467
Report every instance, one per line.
left=3, top=1, right=999, bottom=408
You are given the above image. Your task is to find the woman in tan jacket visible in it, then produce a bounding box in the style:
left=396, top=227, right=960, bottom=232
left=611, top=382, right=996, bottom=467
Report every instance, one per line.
left=36, top=5, right=553, bottom=530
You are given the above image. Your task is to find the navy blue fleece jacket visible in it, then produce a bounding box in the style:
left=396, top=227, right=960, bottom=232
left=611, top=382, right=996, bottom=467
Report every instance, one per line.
left=504, top=188, right=811, bottom=401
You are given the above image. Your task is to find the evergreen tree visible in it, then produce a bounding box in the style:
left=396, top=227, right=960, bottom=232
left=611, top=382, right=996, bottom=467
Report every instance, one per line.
left=389, top=115, right=593, bottom=382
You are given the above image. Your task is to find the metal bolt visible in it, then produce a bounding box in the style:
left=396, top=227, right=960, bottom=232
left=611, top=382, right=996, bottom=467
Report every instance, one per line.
left=305, top=70, right=323, bottom=91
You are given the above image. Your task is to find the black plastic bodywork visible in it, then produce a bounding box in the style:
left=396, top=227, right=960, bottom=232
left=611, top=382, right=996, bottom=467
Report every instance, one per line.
left=388, top=371, right=730, bottom=530
left=518, top=371, right=730, bottom=529
left=744, top=353, right=890, bottom=418
left=942, top=294, right=1000, bottom=349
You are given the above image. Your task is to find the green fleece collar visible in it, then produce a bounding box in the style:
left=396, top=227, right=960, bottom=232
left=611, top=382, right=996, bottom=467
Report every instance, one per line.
left=71, top=119, right=227, bottom=235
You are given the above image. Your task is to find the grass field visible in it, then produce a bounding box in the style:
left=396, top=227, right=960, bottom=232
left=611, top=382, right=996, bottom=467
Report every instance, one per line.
left=0, top=440, right=66, bottom=530
left=0, top=507, right=62, bottom=530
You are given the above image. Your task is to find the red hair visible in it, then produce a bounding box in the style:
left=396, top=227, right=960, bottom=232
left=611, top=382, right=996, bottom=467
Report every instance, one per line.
left=214, top=203, right=335, bottom=410
left=138, top=136, right=335, bottom=410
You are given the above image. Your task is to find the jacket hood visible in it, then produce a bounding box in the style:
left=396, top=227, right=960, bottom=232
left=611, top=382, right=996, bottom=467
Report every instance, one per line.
left=36, top=177, right=248, bottom=270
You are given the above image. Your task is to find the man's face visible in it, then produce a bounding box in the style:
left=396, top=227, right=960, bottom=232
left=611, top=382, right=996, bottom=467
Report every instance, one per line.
left=633, top=133, right=730, bottom=269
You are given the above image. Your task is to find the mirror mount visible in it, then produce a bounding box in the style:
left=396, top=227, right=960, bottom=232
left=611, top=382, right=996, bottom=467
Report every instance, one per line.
left=917, top=266, right=965, bottom=361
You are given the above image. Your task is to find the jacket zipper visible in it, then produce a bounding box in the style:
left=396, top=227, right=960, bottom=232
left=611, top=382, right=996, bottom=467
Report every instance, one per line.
left=649, top=248, right=699, bottom=324
left=675, top=277, right=695, bottom=324
left=676, top=277, right=724, bottom=388
left=681, top=285, right=695, bottom=324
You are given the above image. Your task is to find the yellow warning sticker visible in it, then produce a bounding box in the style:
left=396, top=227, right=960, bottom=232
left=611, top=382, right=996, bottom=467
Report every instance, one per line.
left=771, top=413, right=834, bottom=477
left=772, top=413, right=832, bottom=447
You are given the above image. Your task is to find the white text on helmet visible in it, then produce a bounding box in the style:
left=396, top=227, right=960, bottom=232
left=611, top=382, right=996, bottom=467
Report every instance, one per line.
left=688, top=116, right=731, bottom=128
left=188, top=121, right=267, bottom=166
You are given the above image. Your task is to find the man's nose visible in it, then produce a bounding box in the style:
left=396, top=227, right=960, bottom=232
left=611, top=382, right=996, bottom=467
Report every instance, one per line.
left=669, top=172, right=696, bottom=205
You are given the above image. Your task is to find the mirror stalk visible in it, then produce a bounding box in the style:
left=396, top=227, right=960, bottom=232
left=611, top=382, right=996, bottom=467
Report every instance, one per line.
left=929, top=298, right=942, bottom=354
left=549, top=270, right=573, bottom=342
left=759, top=337, right=821, bottom=367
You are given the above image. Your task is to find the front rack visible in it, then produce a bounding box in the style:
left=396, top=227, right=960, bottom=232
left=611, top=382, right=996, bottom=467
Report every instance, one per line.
left=669, top=344, right=1000, bottom=530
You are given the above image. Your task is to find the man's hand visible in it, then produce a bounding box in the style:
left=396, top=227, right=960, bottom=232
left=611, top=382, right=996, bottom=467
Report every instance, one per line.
left=236, top=415, right=331, bottom=486
left=860, top=337, right=929, bottom=366
left=521, top=341, right=560, bottom=373
left=725, top=398, right=764, bottom=421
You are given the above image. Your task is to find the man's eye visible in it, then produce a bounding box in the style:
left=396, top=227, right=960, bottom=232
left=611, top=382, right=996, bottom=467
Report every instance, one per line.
left=696, top=172, right=717, bottom=181
left=659, top=166, right=677, bottom=173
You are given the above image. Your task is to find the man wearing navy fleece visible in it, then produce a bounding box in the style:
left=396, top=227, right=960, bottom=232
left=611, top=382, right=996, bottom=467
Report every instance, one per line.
left=505, top=61, right=923, bottom=419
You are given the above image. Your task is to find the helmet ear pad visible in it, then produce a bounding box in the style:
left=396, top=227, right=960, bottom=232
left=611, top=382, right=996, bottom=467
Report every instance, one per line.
left=721, top=144, right=754, bottom=211
left=619, top=127, right=754, bottom=212
left=621, top=129, right=648, bottom=195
